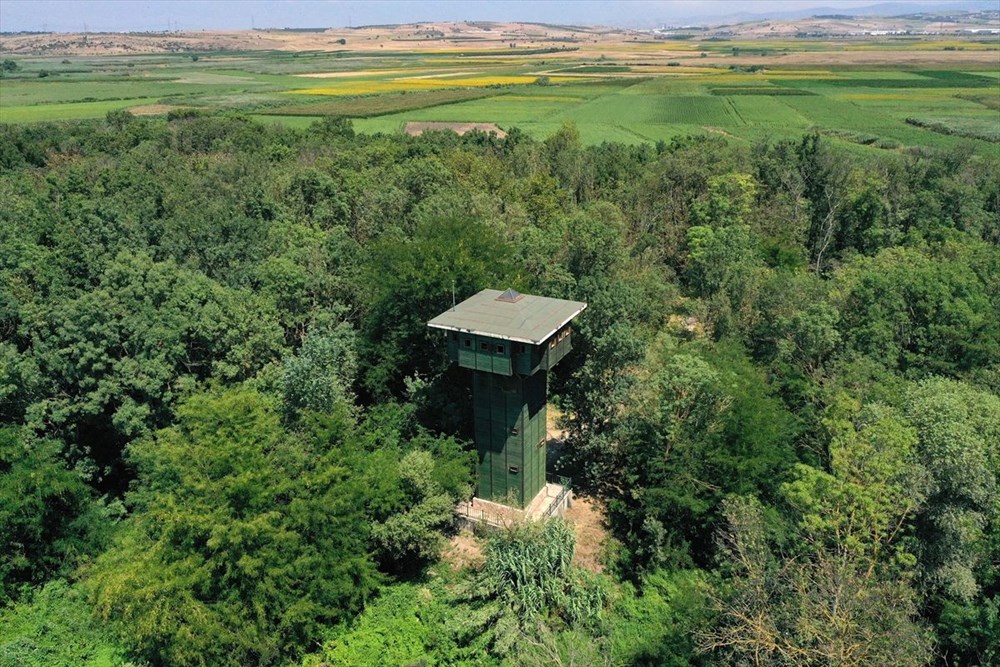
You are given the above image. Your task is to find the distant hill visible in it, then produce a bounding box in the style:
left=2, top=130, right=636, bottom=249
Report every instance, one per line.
left=1, top=11, right=997, bottom=56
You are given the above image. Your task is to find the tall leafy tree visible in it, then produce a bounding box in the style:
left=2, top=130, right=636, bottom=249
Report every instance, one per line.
left=359, top=215, right=515, bottom=399
left=281, top=318, right=358, bottom=417
left=0, top=427, right=104, bottom=604
left=18, top=252, right=283, bottom=487
left=903, top=378, right=1000, bottom=602
left=705, top=404, right=931, bottom=666
left=834, top=246, right=999, bottom=377
left=607, top=340, right=797, bottom=569
left=87, top=389, right=381, bottom=666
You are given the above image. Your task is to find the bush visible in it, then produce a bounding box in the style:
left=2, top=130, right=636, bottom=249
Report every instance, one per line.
left=0, top=580, right=127, bottom=667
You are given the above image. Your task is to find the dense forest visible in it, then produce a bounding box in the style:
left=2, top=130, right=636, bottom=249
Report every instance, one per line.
left=1, top=111, right=998, bottom=667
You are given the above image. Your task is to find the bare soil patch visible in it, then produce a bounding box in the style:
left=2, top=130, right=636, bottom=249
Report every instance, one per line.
left=441, top=529, right=484, bottom=571
left=405, top=121, right=506, bottom=137
left=127, top=104, right=184, bottom=116
left=297, top=69, right=407, bottom=78
left=546, top=405, right=567, bottom=441
left=701, top=126, right=735, bottom=137
left=565, top=494, right=608, bottom=573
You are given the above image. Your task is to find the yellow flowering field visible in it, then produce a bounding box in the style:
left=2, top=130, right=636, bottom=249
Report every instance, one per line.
left=290, top=75, right=580, bottom=96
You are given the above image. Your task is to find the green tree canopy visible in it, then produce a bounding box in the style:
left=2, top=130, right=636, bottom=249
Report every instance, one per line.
left=903, top=377, right=1000, bottom=602
left=87, top=389, right=381, bottom=666
left=0, top=427, right=104, bottom=605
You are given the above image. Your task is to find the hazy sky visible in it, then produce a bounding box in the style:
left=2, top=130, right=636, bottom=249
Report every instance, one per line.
left=0, top=0, right=988, bottom=33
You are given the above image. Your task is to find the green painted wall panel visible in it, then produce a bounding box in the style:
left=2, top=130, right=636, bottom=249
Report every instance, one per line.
left=471, top=369, right=549, bottom=507
left=458, top=334, right=514, bottom=376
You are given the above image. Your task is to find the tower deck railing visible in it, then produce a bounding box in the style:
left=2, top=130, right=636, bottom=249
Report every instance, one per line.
left=542, top=487, right=571, bottom=518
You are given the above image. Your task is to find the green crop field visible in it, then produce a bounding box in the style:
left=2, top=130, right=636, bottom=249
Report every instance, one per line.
left=1, top=98, right=153, bottom=122
left=2, top=40, right=998, bottom=156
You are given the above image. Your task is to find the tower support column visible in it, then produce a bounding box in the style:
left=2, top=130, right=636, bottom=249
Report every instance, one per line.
left=473, top=370, right=547, bottom=508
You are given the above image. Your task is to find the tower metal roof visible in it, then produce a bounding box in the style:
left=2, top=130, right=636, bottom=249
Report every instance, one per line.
left=428, top=288, right=587, bottom=345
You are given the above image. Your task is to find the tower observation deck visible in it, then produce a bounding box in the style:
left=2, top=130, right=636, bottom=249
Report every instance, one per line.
left=428, top=288, right=586, bottom=509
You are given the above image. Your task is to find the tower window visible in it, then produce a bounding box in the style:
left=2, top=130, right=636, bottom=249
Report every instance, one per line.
left=464, top=339, right=471, bottom=348
left=496, top=344, right=505, bottom=354
left=480, top=342, right=489, bottom=351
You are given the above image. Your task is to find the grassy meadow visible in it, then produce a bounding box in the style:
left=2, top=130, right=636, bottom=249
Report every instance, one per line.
left=1, top=39, right=998, bottom=154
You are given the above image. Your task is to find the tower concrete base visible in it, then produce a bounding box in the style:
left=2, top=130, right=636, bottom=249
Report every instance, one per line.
left=455, top=482, right=572, bottom=530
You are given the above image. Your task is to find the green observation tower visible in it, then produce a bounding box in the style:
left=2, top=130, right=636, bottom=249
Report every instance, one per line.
left=428, top=288, right=587, bottom=509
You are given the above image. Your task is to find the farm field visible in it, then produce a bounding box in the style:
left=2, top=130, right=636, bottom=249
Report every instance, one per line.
left=1, top=23, right=998, bottom=155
